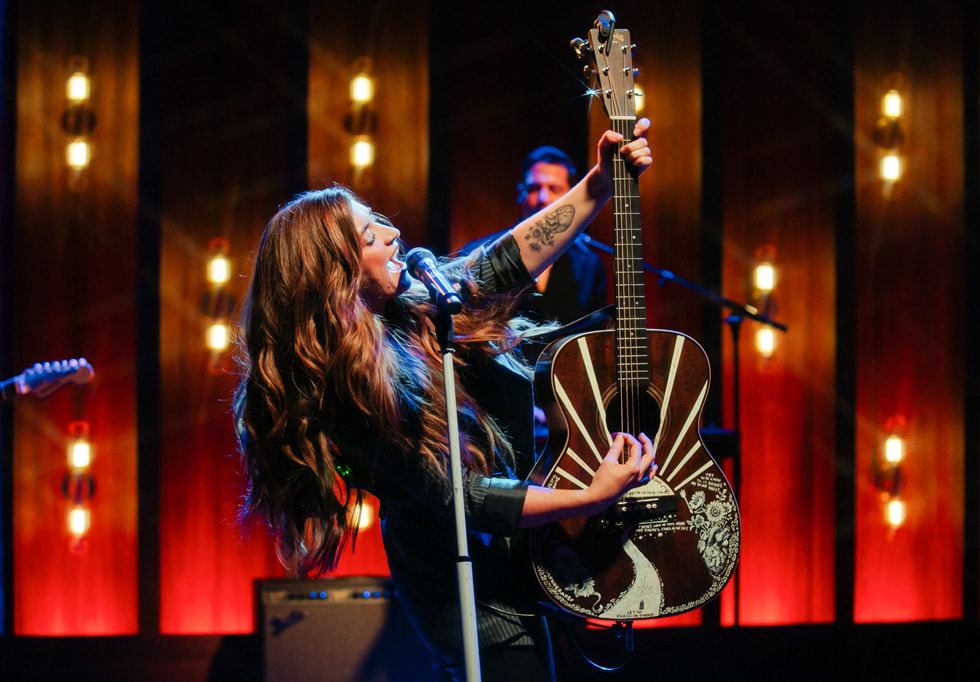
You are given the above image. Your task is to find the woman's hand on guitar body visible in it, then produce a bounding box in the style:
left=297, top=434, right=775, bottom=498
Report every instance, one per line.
left=517, top=432, right=657, bottom=528
left=587, top=432, right=658, bottom=509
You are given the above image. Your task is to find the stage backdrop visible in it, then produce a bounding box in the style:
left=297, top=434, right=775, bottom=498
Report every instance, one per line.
left=4, top=0, right=972, bottom=637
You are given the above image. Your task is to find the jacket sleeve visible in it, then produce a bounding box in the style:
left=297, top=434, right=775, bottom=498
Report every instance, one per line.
left=470, top=232, right=535, bottom=296
left=342, top=430, right=529, bottom=536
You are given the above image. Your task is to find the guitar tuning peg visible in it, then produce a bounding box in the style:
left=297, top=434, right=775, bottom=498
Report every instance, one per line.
left=570, top=37, right=591, bottom=60
left=582, top=64, right=596, bottom=79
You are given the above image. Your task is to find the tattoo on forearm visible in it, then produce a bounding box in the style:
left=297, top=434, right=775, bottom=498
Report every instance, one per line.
left=524, top=205, right=575, bottom=252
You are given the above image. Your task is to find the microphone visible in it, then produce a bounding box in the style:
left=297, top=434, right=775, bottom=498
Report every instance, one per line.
left=406, top=248, right=462, bottom=313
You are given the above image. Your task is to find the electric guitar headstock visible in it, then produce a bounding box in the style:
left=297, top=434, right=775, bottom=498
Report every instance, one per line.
left=570, top=10, right=638, bottom=123
left=16, top=358, right=95, bottom=399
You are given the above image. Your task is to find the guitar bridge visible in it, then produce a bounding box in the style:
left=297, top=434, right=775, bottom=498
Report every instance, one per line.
left=592, top=494, right=680, bottom=529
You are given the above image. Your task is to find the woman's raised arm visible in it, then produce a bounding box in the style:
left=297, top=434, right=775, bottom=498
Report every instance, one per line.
left=509, top=118, right=652, bottom=279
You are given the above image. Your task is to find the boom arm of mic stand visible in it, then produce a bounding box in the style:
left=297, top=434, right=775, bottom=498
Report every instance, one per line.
left=578, top=234, right=788, bottom=332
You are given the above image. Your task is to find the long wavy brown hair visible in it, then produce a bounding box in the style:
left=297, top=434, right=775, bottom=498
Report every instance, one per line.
left=233, top=186, right=531, bottom=576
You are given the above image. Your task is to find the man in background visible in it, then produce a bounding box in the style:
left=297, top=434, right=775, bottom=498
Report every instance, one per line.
left=461, top=146, right=609, bottom=449
left=463, top=146, right=607, bottom=341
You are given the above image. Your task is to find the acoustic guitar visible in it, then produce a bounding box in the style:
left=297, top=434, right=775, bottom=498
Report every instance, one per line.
left=527, top=12, right=740, bottom=620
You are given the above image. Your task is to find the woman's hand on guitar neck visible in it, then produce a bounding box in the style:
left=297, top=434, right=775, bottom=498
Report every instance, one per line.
left=517, top=432, right=657, bottom=528
left=510, top=118, right=652, bottom=280
left=587, top=117, right=653, bottom=201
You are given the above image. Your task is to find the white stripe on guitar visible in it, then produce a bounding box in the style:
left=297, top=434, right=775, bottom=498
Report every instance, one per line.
left=578, top=337, right=612, bottom=445
left=555, top=466, right=590, bottom=490
left=673, top=458, right=719, bottom=491
left=554, top=376, right=604, bottom=464
left=661, top=380, right=709, bottom=483
left=654, top=336, right=685, bottom=469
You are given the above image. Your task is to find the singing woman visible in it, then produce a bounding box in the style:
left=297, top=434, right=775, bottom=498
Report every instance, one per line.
left=234, top=119, right=656, bottom=681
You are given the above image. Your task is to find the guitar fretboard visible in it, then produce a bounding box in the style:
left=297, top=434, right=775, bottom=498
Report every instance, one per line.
left=611, top=115, right=648, bottom=435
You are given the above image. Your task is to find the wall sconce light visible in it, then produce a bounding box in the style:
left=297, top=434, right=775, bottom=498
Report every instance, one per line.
left=344, top=57, right=378, bottom=186
left=632, top=83, right=645, bottom=115
left=747, top=244, right=779, bottom=359
left=754, top=327, right=776, bottom=358
left=61, top=56, right=96, bottom=189
left=872, top=74, right=905, bottom=193
left=200, top=238, right=236, bottom=372
left=874, top=415, right=908, bottom=529
left=350, top=67, right=375, bottom=105
left=352, top=494, right=377, bottom=531
left=61, top=419, right=96, bottom=553
left=350, top=135, right=375, bottom=169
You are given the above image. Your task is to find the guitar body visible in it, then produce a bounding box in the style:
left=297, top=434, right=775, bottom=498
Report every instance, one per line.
left=528, top=329, right=740, bottom=619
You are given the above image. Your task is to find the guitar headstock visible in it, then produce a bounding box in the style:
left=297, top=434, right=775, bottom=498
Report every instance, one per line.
left=20, top=358, right=94, bottom=399
left=571, top=10, right=638, bottom=121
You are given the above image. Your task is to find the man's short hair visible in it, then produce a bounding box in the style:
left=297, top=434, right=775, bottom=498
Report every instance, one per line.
left=521, top=146, right=578, bottom=185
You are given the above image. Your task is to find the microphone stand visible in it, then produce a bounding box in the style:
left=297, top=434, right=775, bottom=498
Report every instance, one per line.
left=580, top=234, right=788, bottom=625
left=434, top=304, right=482, bottom=682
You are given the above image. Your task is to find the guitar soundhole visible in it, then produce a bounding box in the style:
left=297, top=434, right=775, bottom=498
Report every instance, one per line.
left=601, top=384, right=663, bottom=443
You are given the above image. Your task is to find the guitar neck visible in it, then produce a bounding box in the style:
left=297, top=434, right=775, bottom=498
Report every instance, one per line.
left=611, top=115, right=648, bottom=390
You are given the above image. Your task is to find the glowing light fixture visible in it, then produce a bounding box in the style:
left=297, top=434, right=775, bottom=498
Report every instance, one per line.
left=880, top=154, right=902, bottom=182
left=67, top=71, right=91, bottom=103
left=884, top=433, right=905, bottom=465
left=882, top=88, right=902, bottom=119
left=68, top=507, right=91, bottom=537
left=885, top=499, right=906, bottom=528
left=754, top=327, right=776, bottom=358
left=67, top=420, right=93, bottom=470
left=873, top=74, right=905, bottom=190
left=63, top=420, right=96, bottom=550
left=875, top=415, right=908, bottom=530
left=633, top=83, right=645, bottom=114
left=351, top=136, right=375, bottom=169
left=63, top=57, right=96, bottom=187
left=206, top=322, right=231, bottom=351
left=69, top=439, right=93, bottom=470
left=66, top=140, right=91, bottom=170
left=357, top=500, right=375, bottom=530
left=749, top=245, right=779, bottom=359
left=207, top=253, right=231, bottom=285
left=754, top=262, right=775, bottom=293
left=201, top=238, right=236, bottom=367
left=350, top=72, right=375, bottom=104
left=345, top=57, right=378, bottom=184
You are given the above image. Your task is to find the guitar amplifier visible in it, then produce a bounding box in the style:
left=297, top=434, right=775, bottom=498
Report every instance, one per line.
left=257, top=576, right=442, bottom=682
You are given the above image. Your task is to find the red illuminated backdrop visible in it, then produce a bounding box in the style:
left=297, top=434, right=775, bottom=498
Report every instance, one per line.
left=4, top=0, right=975, bottom=647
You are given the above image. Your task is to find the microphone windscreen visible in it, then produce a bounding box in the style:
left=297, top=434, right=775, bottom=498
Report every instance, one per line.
left=406, top=247, right=435, bottom=271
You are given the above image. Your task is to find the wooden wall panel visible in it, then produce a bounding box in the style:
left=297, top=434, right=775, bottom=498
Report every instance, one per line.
left=12, top=0, right=140, bottom=634
left=154, top=1, right=298, bottom=633
left=719, top=1, right=838, bottom=624
left=445, top=1, right=591, bottom=254
left=853, top=0, right=965, bottom=622
left=309, top=0, right=430, bottom=251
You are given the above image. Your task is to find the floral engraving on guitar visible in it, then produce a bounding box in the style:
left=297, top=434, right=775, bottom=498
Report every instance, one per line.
left=683, top=484, right=737, bottom=576
left=531, top=461, right=739, bottom=618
